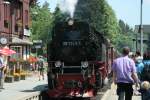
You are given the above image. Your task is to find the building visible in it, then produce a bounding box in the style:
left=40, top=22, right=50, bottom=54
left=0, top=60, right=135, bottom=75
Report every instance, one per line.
left=134, top=25, right=150, bottom=52
left=0, top=0, right=34, bottom=60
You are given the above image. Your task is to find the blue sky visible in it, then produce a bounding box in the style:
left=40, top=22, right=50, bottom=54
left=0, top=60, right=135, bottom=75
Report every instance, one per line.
left=38, top=0, right=57, bottom=12
left=107, top=0, right=150, bottom=27
left=38, top=0, right=150, bottom=27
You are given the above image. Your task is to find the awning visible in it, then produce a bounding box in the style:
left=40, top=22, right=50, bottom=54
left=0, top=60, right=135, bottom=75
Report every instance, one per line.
left=0, top=46, right=16, bottom=56
left=11, top=37, right=33, bottom=45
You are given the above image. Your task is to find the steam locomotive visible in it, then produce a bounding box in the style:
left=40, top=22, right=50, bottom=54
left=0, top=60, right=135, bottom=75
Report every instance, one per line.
left=45, top=19, right=115, bottom=99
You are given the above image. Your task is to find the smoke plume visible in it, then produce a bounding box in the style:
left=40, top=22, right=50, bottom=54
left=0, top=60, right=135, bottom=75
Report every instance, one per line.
left=59, top=0, right=78, bottom=18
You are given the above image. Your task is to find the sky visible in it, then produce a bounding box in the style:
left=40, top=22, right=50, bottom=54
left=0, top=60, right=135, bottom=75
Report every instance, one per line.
left=38, top=0, right=150, bottom=27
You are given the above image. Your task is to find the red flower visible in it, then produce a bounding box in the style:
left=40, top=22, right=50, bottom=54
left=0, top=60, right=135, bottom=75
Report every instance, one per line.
left=9, top=58, right=16, bottom=62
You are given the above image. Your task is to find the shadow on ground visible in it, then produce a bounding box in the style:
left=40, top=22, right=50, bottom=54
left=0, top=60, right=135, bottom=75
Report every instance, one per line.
left=21, top=84, right=47, bottom=92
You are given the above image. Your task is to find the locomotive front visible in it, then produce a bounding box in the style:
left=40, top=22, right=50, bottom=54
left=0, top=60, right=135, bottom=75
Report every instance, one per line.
left=49, top=19, right=96, bottom=64
left=46, top=19, right=101, bottom=99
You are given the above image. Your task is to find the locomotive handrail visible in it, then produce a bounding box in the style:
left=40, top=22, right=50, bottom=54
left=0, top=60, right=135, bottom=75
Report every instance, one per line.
left=48, top=60, right=102, bottom=64
left=62, top=39, right=83, bottom=41
left=63, top=66, right=81, bottom=68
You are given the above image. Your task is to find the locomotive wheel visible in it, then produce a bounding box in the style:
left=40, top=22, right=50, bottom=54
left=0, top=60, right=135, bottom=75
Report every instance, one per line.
left=99, top=73, right=103, bottom=88
left=41, top=90, right=49, bottom=100
left=48, top=73, right=56, bottom=89
left=48, top=79, right=55, bottom=89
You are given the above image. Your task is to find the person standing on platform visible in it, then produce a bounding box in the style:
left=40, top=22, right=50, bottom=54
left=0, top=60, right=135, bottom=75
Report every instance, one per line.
left=141, top=52, right=150, bottom=82
left=135, top=51, right=144, bottom=80
left=139, top=81, right=150, bottom=100
left=0, top=53, right=5, bottom=91
left=112, top=47, right=139, bottom=100
left=38, top=56, right=45, bottom=81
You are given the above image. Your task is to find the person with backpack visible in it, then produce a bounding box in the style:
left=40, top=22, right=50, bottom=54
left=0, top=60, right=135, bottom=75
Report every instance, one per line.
left=135, top=51, right=144, bottom=80
left=141, top=52, right=150, bottom=82
left=38, top=56, right=45, bottom=81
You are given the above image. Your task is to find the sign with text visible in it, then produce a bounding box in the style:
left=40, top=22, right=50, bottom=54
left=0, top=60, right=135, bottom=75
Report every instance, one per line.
left=33, top=40, right=42, bottom=49
left=24, top=29, right=31, bottom=36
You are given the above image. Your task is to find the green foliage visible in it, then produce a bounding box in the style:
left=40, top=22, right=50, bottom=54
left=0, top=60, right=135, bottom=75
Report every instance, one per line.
left=30, top=1, right=53, bottom=45
left=112, top=33, right=133, bottom=52
left=119, top=20, right=133, bottom=34
left=53, top=6, right=69, bottom=23
left=30, top=0, right=136, bottom=53
left=30, top=1, right=54, bottom=56
left=74, top=0, right=120, bottom=47
left=115, top=20, right=135, bottom=51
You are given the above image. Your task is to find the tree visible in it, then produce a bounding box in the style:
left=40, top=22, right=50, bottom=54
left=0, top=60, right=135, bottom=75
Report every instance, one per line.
left=74, top=0, right=138, bottom=52
left=30, top=1, right=53, bottom=54
left=74, top=0, right=120, bottom=46
left=112, top=33, right=133, bottom=52
left=30, top=1, right=53, bottom=43
left=119, top=20, right=133, bottom=34
left=53, top=5, right=69, bottom=24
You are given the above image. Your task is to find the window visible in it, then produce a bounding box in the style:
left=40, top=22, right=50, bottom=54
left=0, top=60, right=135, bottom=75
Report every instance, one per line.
left=4, top=20, right=9, bottom=28
left=15, top=24, right=18, bottom=32
left=10, top=46, right=22, bottom=59
left=4, top=3, right=10, bottom=28
left=25, top=10, right=28, bottom=25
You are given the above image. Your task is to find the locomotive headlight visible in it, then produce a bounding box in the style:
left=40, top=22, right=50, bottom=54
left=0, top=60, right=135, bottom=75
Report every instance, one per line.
left=68, top=19, right=74, bottom=25
left=55, top=61, right=61, bottom=67
left=81, top=61, right=89, bottom=68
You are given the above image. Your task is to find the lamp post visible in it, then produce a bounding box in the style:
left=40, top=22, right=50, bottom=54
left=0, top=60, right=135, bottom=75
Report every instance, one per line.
left=132, top=33, right=138, bottom=52
left=140, top=0, right=143, bottom=57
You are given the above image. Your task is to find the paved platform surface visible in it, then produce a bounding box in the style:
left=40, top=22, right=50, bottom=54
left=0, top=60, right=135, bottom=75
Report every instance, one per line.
left=0, top=72, right=47, bottom=100
left=101, top=83, right=141, bottom=100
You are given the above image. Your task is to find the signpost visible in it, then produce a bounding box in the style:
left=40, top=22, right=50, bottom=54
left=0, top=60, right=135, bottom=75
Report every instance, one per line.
left=32, top=40, right=42, bottom=56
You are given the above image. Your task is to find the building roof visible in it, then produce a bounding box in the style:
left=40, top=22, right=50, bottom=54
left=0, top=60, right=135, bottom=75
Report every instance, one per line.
left=11, top=37, right=33, bottom=45
left=134, top=25, right=150, bottom=33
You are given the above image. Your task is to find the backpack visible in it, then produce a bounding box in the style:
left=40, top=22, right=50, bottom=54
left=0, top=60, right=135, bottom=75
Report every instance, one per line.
left=141, top=63, right=150, bottom=82
left=38, top=59, right=44, bottom=68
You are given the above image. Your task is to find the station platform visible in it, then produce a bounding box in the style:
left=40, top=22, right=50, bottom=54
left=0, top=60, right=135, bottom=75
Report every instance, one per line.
left=101, top=83, right=141, bottom=100
left=0, top=72, right=47, bottom=100
left=0, top=72, right=142, bottom=100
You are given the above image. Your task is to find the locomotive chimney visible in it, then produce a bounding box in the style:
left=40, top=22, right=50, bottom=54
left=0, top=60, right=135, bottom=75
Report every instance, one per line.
left=68, top=18, right=74, bottom=26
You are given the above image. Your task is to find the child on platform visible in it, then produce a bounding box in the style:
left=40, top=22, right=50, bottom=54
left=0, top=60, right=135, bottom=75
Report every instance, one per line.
left=139, top=81, right=150, bottom=100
